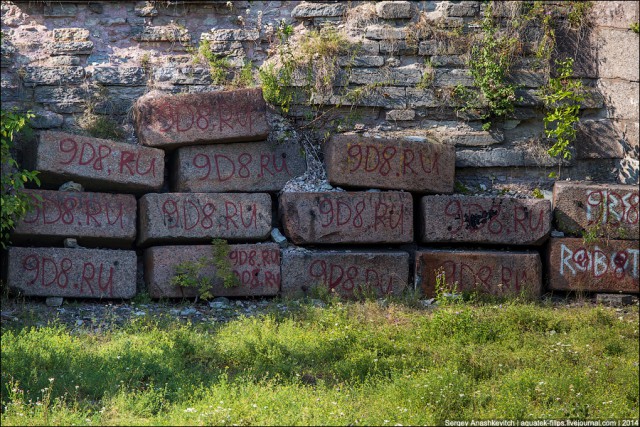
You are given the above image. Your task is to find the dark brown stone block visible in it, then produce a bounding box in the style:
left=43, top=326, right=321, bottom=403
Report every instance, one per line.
left=134, top=88, right=270, bottom=149
left=144, top=243, right=281, bottom=298
left=279, top=192, right=413, bottom=245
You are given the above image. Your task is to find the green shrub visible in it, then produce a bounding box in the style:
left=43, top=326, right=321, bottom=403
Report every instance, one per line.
left=1, top=109, right=40, bottom=248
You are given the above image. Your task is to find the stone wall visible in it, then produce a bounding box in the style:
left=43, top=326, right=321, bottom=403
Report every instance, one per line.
left=1, top=1, right=639, bottom=300
left=1, top=0, right=638, bottom=188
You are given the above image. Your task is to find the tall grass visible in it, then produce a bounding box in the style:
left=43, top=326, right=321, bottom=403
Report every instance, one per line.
left=1, top=300, right=638, bottom=425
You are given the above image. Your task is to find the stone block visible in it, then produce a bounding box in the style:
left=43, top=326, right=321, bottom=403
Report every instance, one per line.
left=576, top=119, right=625, bottom=159
left=598, top=28, right=639, bottom=81
left=338, top=55, right=385, bottom=67
left=349, top=65, right=422, bottom=86
left=28, top=131, right=164, bottom=193
left=7, top=247, right=136, bottom=299
left=430, top=55, right=466, bottom=67
left=416, top=249, right=542, bottom=298
left=34, top=87, right=87, bottom=113
left=132, top=26, right=190, bottom=42
left=30, top=109, right=64, bottom=129
left=92, top=67, right=147, bottom=86
left=134, top=88, right=270, bottom=149
left=379, top=40, right=417, bottom=55
left=173, top=140, right=306, bottom=193
left=279, top=192, right=413, bottom=245
left=23, top=66, right=85, bottom=87
left=547, top=238, right=639, bottom=293
left=375, top=1, right=413, bottom=19
left=281, top=248, right=409, bottom=298
left=405, top=88, right=438, bottom=107
left=44, top=3, right=78, bottom=17
left=445, top=1, right=479, bottom=17
left=152, top=66, right=211, bottom=85
left=365, top=25, right=406, bottom=40
left=206, top=29, right=259, bottom=41
left=591, top=2, right=639, bottom=29
left=419, top=39, right=468, bottom=55
left=386, top=109, right=416, bottom=121
left=46, top=56, right=81, bottom=66
left=325, top=134, right=455, bottom=193
left=144, top=243, right=281, bottom=298
left=420, top=195, right=552, bottom=245
left=506, top=70, right=545, bottom=88
left=316, top=86, right=406, bottom=109
left=291, top=2, right=346, bottom=18
left=138, top=193, right=272, bottom=246
left=11, top=190, right=137, bottom=248
left=597, top=79, right=639, bottom=121
left=53, top=28, right=90, bottom=42
left=434, top=69, right=474, bottom=87
left=553, top=181, right=639, bottom=239
left=50, top=41, right=94, bottom=55
left=424, top=124, right=503, bottom=146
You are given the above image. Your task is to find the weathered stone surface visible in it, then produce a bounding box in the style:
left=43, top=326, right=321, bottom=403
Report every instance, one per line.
left=456, top=148, right=562, bottom=168
left=44, top=3, right=78, bottom=17
left=138, top=193, right=272, bottom=246
left=11, top=190, right=137, bottom=248
left=144, top=243, right=281, bottom=298
left=53, top=28, right=90, bottom=42
left=92, top=67, right=147, bottom=86
left=46, top=55, right=81, bottom=66
left=420, top=195, right=552, bottom=245
left=365, top=25, right=406, bottom=40
left=279, top=192, right=413, bottom=245
left=506, top=70, right=545, bottom=88
left=132, top=26, right=190, bottom=42
left=338, top=55, right=385, bottom=67
left=316, top=86, right=406, bottom=109
left=405, top=88, right=439, bottom=107
left=291, top=2, right=346, bottom=18
left=596, top=293, right=635, bottom=306
left=375, top=1, right=413, bottom=19
left=30, top=109, right=64, bottom=129
left=430, top=55, right=466, bottom=67
left=445, top=1, right=479, bottom=17
left=135, top=1, right=158, bottom=17
left=419, top=39, right=468, bottom=55
left=591, top=2, right=639, bottom=29
left=416, top=249, right=542, bottom=298
left=50, top=41, right=94, bottom=55
left=23, top=66, right=85, bottom=86
left=28, top=131, right=164, bottom=193
left=349, top=66, right=422, bottom=86
left=576, top=119, right=625, bottom=159
left=597, top=79, right=639, bottom=121
left=134, top=88, right=270, bottom=149
left=379, top=40, right=417, bottom=55
left=152, top=66, right=211, bottom=85
left=386, top=109, right=416, bottom=121
left=325, top=134, right=455, bottom=193
left=553, top=182, right=639, bottom=239
left=547, top=238, right=639, bottom=293
left=206, top=29, right=259, bottom=41
left=424, top=123, right=503, bottom=146
left=598, top=28, right=639, bottom=81
left=91, top=86, right=147, bottom=115
left=34, top=86, right=87, bottom=113
left=434, top=69, right=474, bottom=87
left=173, top=140, right=306, bottom=192
left=281, top=248, right=409, bottom=298
left=7, top=247, right=136, bottom=299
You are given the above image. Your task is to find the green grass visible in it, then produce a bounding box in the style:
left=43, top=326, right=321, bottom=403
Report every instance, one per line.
left=1, top=299, right=638, bottom=425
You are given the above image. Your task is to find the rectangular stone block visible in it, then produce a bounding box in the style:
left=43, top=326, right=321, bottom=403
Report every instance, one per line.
left=138, top=193, right=272, bottom=246
left=133, top=88, right=270, bottom=149
left=553, top=182, right=639, bottom=239
left=28, top=131, right=165, bottom=193
left=281, top=248, right=409, bottom=299
left=23, top=66, right=85, bottom=86
left=416, top=249, right=542, bottom=298
left=11, top=190, right=137, bottom=248
left=173, top=140, right=306, bottom=192
left=6, top=247, right=136, bottom=299
left=144, top=243, right=281, bottom=298
left=325, top=134, right=455, bottom=193
left=420, top=195, right=552, bottom=245
left=279, top=192, right=413, bottom=245
left=547, top=238, right=639, bottom=293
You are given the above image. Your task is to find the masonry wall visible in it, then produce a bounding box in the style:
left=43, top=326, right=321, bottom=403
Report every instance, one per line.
left=1, top=1, right=639, bottom=300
